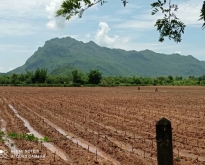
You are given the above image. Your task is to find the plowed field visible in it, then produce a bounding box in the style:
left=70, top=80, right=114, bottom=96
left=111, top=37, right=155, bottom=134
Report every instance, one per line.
left=0, top=86, right=205, bottom=165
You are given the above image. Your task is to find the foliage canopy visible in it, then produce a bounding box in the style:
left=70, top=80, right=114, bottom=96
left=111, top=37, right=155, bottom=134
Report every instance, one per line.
left=2, top=68, right=205, bottom=86
left=88, top=69, right=102, bottom=84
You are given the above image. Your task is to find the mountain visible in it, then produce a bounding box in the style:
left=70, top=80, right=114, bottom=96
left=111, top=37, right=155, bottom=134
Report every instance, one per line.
left=9, top=37, right=205, bottom=77
left=50, top=66, right=82, bottom=76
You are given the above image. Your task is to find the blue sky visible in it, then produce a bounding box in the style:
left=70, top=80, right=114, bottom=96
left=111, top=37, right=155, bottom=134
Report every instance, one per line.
left=0, top=0, right=204, bottom=73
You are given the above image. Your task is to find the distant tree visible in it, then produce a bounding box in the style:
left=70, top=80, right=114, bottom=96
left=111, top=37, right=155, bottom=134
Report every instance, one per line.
left=200, top=80, right=205, bottom=85
left=168, top=75, right=173, bottom=81
left=18, top=74, right=26, bottom=83
left=132, top=76, right=141, bottom=85
left=11, top=74, right=18, bottom=85
left=188, top=75, right=197, bottom=80
left=24, top=70, right=34, bottom=84
left=153, top=79, right=158, bottom=86
left=88, top=69, right=102, bottom=84
left=33, top=68, right=47, bottom=83
left=56, top=0, right=205, bottom=43
left=72, top=70, right=84, bottom=84
left=141, top=77, right=153, bottom=85
left=45, top=76, right=55, bottom=84
left=175, top=76, right=183, bottom=81
left=157, top=76, right=165, bottom=85
left=198, top=74, right=205, bottom=81
left=0, top=76, right=10, bottom=84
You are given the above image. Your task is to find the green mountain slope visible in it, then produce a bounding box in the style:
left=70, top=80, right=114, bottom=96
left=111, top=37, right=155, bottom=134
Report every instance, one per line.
left=50, top=66, right=82, bottom=76
left=9, top=37, right=205, bottom=77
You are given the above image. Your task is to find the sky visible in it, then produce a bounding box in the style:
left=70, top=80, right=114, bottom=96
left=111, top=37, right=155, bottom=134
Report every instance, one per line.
left=0, top=0, right=204, bottom=73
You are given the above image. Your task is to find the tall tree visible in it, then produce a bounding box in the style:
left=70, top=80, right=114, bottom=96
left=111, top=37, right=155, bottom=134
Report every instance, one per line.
left=88, top=69, right=102, bottom=84
left=72, top=70, right=84, bottom=84
left=11, top=74, right=18, bottom=85
left=56, top=0, right=205, bottom=43
left=34, top=68, right=47, bottom=83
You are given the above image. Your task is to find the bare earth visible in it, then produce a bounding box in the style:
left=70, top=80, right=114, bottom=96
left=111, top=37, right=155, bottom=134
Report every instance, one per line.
left=0, top=86, right=205, bottom=165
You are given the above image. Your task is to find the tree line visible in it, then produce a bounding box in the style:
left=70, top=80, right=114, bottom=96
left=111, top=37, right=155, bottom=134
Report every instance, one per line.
left=0, top=68, right=102, bottom=86
left=0, top=68, right=205, bottom=86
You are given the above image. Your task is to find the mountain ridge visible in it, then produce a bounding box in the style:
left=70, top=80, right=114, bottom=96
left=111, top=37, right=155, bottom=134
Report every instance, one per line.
left=8, top=36, right=205, bottom=77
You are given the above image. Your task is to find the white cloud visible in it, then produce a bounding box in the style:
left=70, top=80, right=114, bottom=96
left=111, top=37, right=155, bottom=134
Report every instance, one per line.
left=115, top=0, right=204, bottom=30
left=86, top=34, right=91, bottom=38
left=45, top=0, right=99, bottom=29
left=94, top=22, right=131, bottom=48
left=82, top=0, right=99, bottom=11
left=115, top=3, right=142, bottom=15
left=176, top=0, right=202, bottom=26
left=175, top=51, right=181, bottom=54
left=59, top=34, right=79, bottom=39
left=0, top=20, right=37, bottom=36
left=8, top=68, right=14, bottom=71
left=46, top=0, right=67, bottom=29
left=148, top=0, right=203, bottom=27
left=0, top=44, right=37, bottom=51
left=95, top=22, right=118, bottom=47
left=114, top=10, right=163, bottom=30
left=0, top=0, right=49, bottom=18
left=46, top=17, right=66, bottom=29
left=0, top=0, right=50, bottom=36
left=115, top=20, right=156, bottom=30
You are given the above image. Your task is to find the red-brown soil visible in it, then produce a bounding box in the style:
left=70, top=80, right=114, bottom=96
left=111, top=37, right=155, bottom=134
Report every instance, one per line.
left=0, top=86, right=205, bottom=165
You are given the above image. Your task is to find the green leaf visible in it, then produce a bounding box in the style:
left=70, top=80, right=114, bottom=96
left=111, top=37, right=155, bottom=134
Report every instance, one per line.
left=151, top=2, right=160, bottom=8
left=122, top=0, right=128, bottom=7
left=199, top=1, right=205, bottom=29
left=159, top=37, right=164, bottom=42
left=8, top=132, right=18, bottom=139
left=43, top=136, right=50, bottom=142
left=202, top=23, right=205, bottom=30
left=0, top=131, right=6, bottom=136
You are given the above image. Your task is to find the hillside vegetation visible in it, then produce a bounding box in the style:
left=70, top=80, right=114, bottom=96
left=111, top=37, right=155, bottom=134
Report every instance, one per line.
left=9, top=37, right=205, bottom=77
left=2, top=68, right=205, bottom=86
